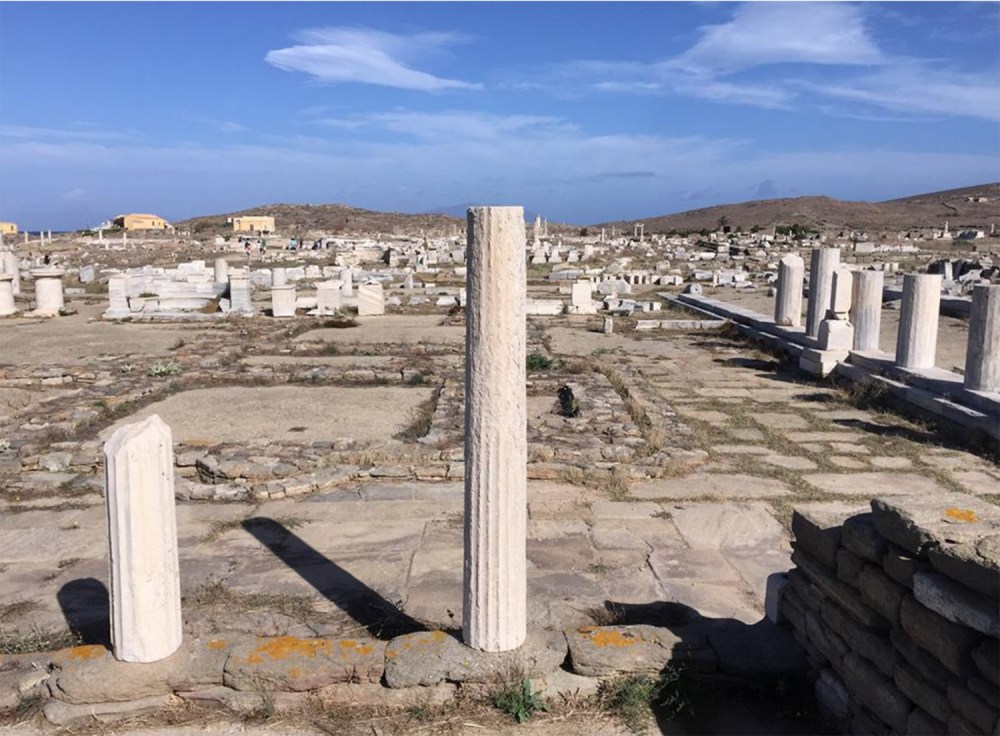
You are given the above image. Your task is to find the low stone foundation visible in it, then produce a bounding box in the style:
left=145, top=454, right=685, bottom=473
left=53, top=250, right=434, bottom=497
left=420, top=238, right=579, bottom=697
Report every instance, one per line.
left=782, top=493, right=999, bottom=735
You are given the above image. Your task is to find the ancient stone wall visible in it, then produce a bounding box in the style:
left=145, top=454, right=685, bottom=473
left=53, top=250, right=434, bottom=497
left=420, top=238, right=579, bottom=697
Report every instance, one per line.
left=782, top=494, right=999, bottom=735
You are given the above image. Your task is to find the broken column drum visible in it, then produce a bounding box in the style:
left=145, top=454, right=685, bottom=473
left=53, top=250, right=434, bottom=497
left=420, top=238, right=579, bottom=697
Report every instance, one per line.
left=0, top=273, right=16, bottom=316
left=895, top=273, right=942, bottom=370
left=850, top=270, right=884, bottom=352
left=805, top=248, right=840, bottom=338
left=463, top=206, right=527, bottom=653
left=213, top=258, right=228, bottom=284
left=964, top=284, right=1000, bottom=393
left=774, top=254, right=804, bottom=327
left=30, top=268, right=65, bottom=315
left=104, top=415, right=183, bottom=662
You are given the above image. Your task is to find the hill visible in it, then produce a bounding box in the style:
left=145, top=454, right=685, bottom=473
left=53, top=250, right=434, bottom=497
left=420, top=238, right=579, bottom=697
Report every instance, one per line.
left=595, top=183, right=1000, bottom=234
left=176, top=203, right=464, bottom=237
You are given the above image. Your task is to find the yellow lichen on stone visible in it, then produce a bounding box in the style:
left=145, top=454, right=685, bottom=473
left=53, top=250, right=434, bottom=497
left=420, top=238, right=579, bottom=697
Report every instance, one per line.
left=205, top=639, right=228, bottom=650
left=579, top=628, right=641, bottom=648
left=338, top=640, right=373, bottom=656
left=944, top=507, right=978, bottom=524
left=65, top=645, right=107, bottom=660
left=245, top=636, right=333, bottom=665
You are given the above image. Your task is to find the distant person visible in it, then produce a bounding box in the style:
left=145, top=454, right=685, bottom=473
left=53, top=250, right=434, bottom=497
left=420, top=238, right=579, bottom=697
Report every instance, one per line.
left=43, top=254, right=51, bottom=265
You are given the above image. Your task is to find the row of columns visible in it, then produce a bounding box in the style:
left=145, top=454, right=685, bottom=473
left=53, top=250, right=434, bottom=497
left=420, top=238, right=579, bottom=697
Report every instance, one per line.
left=774, top=248, right=1000, bottom=393
left=0, top=266, right=66, bottom=317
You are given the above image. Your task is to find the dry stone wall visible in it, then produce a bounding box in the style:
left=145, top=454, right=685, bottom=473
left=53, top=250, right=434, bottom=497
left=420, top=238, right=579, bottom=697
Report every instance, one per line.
left=783, top=493, right=999, bottom=735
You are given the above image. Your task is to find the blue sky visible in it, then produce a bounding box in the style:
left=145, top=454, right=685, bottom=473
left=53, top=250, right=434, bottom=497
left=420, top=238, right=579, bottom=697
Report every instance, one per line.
left=1, top=2, right=998, bottom=230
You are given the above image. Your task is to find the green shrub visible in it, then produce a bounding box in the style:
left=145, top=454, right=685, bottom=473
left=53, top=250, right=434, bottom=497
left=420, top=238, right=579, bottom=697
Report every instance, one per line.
left=526, top=353, right=552, bottom=371
left=492, top=677, right=548, bottom=723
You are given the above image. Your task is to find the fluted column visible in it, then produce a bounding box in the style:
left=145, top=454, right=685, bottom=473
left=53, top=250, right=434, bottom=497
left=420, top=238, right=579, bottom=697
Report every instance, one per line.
left=104, top=415, right=182, bottom=662
left=463, top=206, right=527, bottom=652
left=774, top=254, right=804, bottom=327
left=806, top=248, right=840, bottom=338
left=850, top=270, right=884, bottom=351
left=964, top=285, right=1000, bottom=392
left=30, top=268, right=65, bottom=316
left=895, top=274, right=942, bottom=370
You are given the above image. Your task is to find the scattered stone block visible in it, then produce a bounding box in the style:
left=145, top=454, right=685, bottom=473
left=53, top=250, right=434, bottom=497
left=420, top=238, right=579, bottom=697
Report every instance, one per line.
left=927, top=533, right=1000, bottom=599
left=43, top=694, right=174, bottom=726
left=913, top=571, right=999, bottom=637
left=871, top=494, right=1000, bottom=557
left=383, top=629, right=566, bottom=688
left=565, top=625, right=710, bottom=677
left=842, top=513, right=888, bottom=564
left=223, top=636, right=385, bottom=691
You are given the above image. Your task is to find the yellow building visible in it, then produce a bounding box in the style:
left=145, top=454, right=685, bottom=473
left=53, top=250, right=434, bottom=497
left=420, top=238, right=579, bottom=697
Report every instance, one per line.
left=0, top=222, right=17, bottom=235
left=113, top=213, right=171, bottom=231
left=230, top=215, right=275, bottom=234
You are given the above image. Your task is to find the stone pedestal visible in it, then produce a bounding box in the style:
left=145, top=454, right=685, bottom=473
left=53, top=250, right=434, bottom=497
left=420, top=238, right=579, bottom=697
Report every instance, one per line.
left=2, top=252, right=19, bottom=295
left=0, top=273, right=17, bottom=316
left=806, top=248, right=840, bottom=338
left=774, top=254, right=804, bottom=327
left=214, top=258, right=229, bottom=284
left=850, top=270, right=884, bottom=351
left=964, top=285, right=1000, bottom=393
left=316, top=280, right=343, bottom=314
left=463, top=206, right=527, bottom=653
left=271, top=284, right=296, bottom=317
left=603, top=316, right=614, bottom=335
left=895, top=274, right=942, bottom=370
left=357, top=283, right=385, bottom=316
left=104, top=275, right=131, bottom=319
left=30, top=268, right=65, bottom=316
left=570, top=281, right=597, bottom=315
left=104, top=415, right=182, bottom=663
left=228, top=274, right=255, bottom=315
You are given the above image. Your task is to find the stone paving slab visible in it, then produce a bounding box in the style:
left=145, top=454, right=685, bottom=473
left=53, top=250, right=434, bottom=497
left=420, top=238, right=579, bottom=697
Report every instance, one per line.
left=802, top=472, right=952, bottom=496
left=630, top=473, right=791, bottom=499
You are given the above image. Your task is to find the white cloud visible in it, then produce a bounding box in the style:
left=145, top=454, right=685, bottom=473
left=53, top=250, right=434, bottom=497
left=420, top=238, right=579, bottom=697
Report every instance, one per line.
left=315, top=110, right=575, bottom=140
left=265, top=27, right=481, bottom=91
left=671, top=2, right=885, bottom=74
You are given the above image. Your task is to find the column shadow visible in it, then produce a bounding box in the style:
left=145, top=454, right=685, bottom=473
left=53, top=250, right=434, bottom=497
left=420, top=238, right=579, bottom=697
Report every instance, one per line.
left=56, top=577, right=111, bottom=647
left=241, top=517, right=426, bottom=639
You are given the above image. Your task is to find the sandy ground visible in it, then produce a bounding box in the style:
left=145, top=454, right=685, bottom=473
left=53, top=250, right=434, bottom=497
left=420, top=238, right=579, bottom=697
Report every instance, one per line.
left=0, top=303, right=196, bottom=366
left=99, top=385, right=434, bottom=443
left=699, top=287, right=970, bottom=371
left=295, top=315, right=464, bottom=345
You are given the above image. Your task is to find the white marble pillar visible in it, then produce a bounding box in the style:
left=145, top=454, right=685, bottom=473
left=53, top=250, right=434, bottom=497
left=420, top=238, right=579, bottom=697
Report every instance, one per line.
left=774, top=254, right=804, bottom=327
left=895, top=274, right=942, bottom=370
left=30, top=268, right=65, bottom=315
left=850, top=270, right=884, bottom=352
left=830, top=267, right=853, bottom=318
left=271, top=267, right=287, bottom=287
left=964, top=285, right=1000, bottom=393
left=213, top=258, right=228, bottom=284
left=271, top=284, right=296, bottom=317
left=104, top=415, right=182, bottom=663
left=2, top=251, right=19, bottom=295
left=463, top=206, right=527, bottom=652
left=806, top=248, right=840, bottom=338
left=340, top=268, right=353, bottom=297
left=0, top=273, right=17, bottom=316
left=603, top=316, right=614, bottom=334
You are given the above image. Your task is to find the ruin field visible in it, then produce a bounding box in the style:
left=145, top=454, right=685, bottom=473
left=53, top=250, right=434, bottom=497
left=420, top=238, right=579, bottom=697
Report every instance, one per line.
left=0, top=227, right=1000, bottom=736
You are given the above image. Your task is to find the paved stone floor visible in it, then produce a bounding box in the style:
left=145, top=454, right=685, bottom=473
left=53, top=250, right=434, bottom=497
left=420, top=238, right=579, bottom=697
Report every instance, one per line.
left=3, top=322, right=997, bottom=655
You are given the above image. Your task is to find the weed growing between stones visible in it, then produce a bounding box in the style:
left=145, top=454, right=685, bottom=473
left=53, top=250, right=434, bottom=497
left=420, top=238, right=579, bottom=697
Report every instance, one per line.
left=398, top=386, right=441, bottom=440
left=0, top=623, right=81, bottom=655
left=526, top=353, right=553, bottom=372
left=490, top=671, right=549, bottom=724
left=148, top=361, right=182, bottom=378
left=601, top=668, right=687, bottom=733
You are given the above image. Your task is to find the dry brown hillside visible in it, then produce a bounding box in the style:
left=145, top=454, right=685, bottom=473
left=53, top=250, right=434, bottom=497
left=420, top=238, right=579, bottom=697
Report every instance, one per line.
left=177, top=203, right=464, bottom=237
left=596, top=183, right=1000, bottom=233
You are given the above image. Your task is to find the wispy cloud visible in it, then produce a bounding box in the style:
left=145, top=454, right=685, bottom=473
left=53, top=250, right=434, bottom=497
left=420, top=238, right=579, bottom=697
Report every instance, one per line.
left=509, top=2, right=1000, bottom=122
left=314, top=109, right=574, bottom=140
left=265, top=27, right=480, bottom=91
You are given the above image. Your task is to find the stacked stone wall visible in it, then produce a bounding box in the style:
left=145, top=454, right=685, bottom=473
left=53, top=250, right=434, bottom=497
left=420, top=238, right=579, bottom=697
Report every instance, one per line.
left=782, top=493, right=999, bottom=734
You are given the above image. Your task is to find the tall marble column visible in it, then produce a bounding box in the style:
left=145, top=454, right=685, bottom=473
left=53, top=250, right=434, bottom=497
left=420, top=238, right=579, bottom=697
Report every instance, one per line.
left=463, top=206, right=527, bottom=652
left=805, top=248, right=840, bottom=338
left=964, top=285, right=1000, bottom=393
left=895, top=274, right=942, bottom=370
left=774, top=254, right=804, bottom=327
left=104, top=415, right=182, bottom=662
left=850, top=270, right=884, bottom=352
